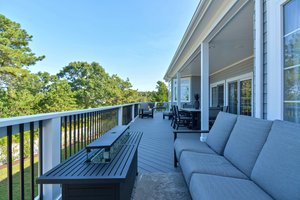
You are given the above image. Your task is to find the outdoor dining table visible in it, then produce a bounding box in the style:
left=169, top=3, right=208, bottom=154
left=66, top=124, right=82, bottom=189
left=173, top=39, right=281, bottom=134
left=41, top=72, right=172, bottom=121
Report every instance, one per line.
left=180, top=108, right=201, bottom=129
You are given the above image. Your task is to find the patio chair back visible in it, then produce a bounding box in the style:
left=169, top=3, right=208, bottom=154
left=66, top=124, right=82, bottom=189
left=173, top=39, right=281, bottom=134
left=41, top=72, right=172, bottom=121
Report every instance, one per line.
left=222, top=106, right=229, bottom=112
left=209, top=107, right=222, bottom=120
left=140, top=102, right=149, bottom=111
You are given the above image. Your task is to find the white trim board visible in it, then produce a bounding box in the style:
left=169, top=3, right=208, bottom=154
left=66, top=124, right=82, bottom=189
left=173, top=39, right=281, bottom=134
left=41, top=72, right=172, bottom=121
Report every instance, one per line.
left=266, top=0, right=289, bottom=120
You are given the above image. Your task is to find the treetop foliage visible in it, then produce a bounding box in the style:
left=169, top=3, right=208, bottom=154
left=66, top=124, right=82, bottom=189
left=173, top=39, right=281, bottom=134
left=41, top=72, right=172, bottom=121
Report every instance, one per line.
left=0, top=14, right=45, bottom=68
left=0, top=14, right=169, bottom=118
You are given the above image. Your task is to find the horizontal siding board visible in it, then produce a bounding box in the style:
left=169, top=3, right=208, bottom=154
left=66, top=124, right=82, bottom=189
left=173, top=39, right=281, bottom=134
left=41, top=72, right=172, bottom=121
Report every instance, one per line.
left=210, top=59, right=253, bottom=83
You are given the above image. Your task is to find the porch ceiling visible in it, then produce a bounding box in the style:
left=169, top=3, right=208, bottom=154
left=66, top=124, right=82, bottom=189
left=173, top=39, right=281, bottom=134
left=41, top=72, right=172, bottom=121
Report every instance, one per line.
left=180, top=1, right=254, bottom=78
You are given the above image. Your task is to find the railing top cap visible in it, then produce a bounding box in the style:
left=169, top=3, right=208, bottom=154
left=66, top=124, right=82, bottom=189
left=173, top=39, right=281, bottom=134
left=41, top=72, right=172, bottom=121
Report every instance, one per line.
left=0, top=103, right=139, bottom=128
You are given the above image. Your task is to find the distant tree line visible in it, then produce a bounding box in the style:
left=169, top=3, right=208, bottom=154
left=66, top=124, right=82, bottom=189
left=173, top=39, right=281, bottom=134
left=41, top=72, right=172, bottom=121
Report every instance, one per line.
left=0, top=14, right=168, bottom=118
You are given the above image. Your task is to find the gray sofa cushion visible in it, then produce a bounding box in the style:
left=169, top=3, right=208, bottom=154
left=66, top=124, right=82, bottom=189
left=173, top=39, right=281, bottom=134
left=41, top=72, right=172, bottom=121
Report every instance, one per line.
left=251, top=120, right=300, bottom=200
left=224, top=115, right=272, bottom=177
left=180, top=151, right=247, bottom=185
left=206, top=112, right=237, bottom=154
left=174, top=135, right=216, bottom=160
left=189, top=174, right=273, bottom=200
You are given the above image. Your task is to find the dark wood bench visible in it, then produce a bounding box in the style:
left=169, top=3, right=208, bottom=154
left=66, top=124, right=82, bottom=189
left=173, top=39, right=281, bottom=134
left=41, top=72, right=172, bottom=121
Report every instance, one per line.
left=37, top=128, right=143, bottom=200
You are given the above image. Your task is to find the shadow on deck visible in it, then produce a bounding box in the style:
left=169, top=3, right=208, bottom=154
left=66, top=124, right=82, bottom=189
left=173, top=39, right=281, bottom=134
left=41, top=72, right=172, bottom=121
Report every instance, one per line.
left=130, top=112, right=180, bottom=173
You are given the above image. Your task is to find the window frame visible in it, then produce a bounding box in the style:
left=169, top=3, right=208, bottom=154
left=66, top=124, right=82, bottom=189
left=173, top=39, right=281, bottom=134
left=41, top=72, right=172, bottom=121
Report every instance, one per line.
left=282, top=0, right=300, bottom=122
left=173, top=77, right=191, bottom=103
left=210, top=80, right=225, bottom=107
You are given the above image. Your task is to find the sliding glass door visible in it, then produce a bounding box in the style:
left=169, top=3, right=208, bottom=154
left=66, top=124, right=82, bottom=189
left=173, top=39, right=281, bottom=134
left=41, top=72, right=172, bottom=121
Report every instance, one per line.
left=228, top=82, right=238, bottom=114
left=211, top=84, right=224, bottom=107
left=228, top=79, right=252, bottom=116
left=240, top=79, right=252, bottom=116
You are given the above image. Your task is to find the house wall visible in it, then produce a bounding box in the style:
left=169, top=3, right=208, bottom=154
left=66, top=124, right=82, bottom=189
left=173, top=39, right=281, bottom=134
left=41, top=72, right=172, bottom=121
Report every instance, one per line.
left=191, top=76, right=200, bottom=103
left=210, top=58, right=253, bottom=84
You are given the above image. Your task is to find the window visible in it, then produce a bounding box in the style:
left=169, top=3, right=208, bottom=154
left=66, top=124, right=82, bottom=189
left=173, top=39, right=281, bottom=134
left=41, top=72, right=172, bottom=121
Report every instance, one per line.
left=211, top=84, right=224, bottom=107
left=173, top=80, right=177, bottom=101
left=225, top=73, right=252, bottom=116
left=173, top=78, right=191, bottom=102
left=283, top=0, right=300, bottom=123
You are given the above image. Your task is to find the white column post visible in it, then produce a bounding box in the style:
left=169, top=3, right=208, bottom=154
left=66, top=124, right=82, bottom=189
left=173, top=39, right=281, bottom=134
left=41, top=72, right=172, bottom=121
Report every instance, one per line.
left=177, top=73, right=181, bottom=109
left=42, top=118, right=61, bottom=200
left=170, top=79, right=174, bottom=111
left=254, top=0, right=263, bottom=119
left=118, top=106, right=123, bottom=126
left=200, top=42, right=209, bottom=141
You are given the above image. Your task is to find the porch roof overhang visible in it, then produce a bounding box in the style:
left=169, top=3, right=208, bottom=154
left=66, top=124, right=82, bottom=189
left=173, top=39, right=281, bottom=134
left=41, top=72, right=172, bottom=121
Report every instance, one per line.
left=164, top=0, right=253, bottom=81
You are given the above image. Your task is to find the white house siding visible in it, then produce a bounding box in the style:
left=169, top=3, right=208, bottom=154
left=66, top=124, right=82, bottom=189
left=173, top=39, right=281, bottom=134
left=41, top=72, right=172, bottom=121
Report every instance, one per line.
left=210, top=58, right=253, bottom=84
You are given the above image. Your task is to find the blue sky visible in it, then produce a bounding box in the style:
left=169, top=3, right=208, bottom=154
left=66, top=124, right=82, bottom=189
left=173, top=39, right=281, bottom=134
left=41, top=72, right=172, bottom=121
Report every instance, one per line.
left=0, top=0, right=199, bottom=91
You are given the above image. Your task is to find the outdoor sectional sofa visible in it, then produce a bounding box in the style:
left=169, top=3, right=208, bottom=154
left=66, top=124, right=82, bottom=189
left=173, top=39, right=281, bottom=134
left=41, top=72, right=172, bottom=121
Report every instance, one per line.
left=174, top=112, right=300, bottom=200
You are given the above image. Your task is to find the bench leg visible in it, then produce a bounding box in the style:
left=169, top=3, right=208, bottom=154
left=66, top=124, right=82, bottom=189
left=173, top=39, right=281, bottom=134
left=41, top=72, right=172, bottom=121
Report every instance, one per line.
left=174, top=150, right=177, bottom=168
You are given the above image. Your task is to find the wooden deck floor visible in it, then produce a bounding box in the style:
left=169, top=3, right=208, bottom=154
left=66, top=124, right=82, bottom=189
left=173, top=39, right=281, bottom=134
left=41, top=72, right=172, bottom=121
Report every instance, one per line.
left=130, top=112, right=180, bottom=173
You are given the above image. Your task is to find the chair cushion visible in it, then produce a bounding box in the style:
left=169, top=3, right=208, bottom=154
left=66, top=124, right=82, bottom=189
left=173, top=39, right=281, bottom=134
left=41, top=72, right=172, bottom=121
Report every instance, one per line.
left=174, top=135, right=216, bottom=160
left=189, top=174, right=273, bottom=200
left=180, top=151, right=247, bottom=185
left=142, top=110, right=152, bottom=115
left=206, top=112, right=237, bottom=154
left=251, top=120, right=300, bottom=200
left=224, top=115, right=272, bottom=177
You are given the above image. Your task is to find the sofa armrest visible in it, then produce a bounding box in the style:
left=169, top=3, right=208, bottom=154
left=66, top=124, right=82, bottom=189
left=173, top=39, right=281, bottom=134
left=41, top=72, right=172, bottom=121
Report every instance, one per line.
left=173, top=130, right=209, bottom=141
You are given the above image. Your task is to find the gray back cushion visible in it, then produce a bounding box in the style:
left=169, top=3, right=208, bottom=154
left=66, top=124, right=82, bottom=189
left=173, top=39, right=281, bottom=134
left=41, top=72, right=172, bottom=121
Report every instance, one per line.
left=251, top=120, right=300, bottom=200
left=206, top=112, right=237, bottom=154
left=224, top=115, right=272, bottom=177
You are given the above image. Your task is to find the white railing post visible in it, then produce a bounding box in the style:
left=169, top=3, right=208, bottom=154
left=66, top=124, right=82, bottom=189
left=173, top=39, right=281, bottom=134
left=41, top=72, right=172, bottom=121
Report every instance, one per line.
left=171, top=79, right=174, bottom=110
left=177, top=73, right=181, bottom=109
left=118, top=106, right=123, bottom=126
left=42, top=117, right=61, bottom=200
left=132, top=105, right=135, bottom=122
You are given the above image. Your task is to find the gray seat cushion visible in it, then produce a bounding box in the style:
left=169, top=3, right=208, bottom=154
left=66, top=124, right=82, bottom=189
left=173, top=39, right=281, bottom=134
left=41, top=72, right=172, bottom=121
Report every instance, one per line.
left=251, top=120, right=300, bottom=200
left=180, top=151, right=247, bottom=185
left=174, top=135, right=216, bottom=160
left=206, top=112, right=237, bottom=154
left=189, top=174, right=273, bottom=200
left=224, top=115, right=272, bottom=177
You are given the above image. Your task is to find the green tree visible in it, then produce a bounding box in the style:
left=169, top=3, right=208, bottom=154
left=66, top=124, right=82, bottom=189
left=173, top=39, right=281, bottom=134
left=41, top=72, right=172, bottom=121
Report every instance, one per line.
left=0, top=14, right=45, bottom=68
left=37, top=78, right=77, bottom=113
left=57, top=61, right=111, bottom=108
left=0, top=68, right=43, bottom=117
left=153, top=81, right=168, bottom=102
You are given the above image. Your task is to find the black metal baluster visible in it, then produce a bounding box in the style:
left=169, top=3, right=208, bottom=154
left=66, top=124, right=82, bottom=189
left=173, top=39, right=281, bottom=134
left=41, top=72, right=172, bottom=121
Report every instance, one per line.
left=91, top=112, right=93, bottom=142
left=101, top=112, right=104, bottom=135
left=39, top=121, right=43, bottom=200
left=30, top=122, right=34, bottom=200
left=85, top=113, right=87, bottom=146
left=97, top=111, right=100, bottom=138
left=20, top=124, right=25, bottom=200
left=89, top=113, right=92, bottom=142
left=100, top=112, right=102, bottom=136
left=64, top=116, right=67, bottom=160
left=87, top=113, right=89, bottom=145
left=81, top=114, right=84, bottom=149
left=95, top=112, right=98, bottom=139
left=77, top=114, right=80, bottom=151
left=93, top=112, right=95, bottom=141
left=93, top=112, right=96, bottom=140
left=7, top=126, right=12, bottom=200
left=69, top=115, right=72, bottom=157
left=73, top=115, right=76, bottom=153
left=60, top=118, right=63, bottom=162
